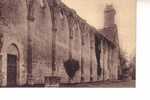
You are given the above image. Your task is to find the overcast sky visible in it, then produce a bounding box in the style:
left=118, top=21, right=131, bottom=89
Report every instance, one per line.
left=62, top=0, right=136, bottom=58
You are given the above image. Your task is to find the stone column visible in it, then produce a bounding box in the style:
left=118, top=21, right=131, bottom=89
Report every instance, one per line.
left=100, top=39, right=104, bottom=81
left=71, top=19, right=81, bottom=83
left=26, top=0, right=35, bottom=85
left=66, top=13, right=76, bottom=82
left=108, top=45, right=112, bottom=80
left=89, top=31, right=93, bottom=82
left=49, top=3, right=59, bottom=76
left=79, top=22, right=85, bottom=82
left=51, top=8, right=57, bottom=76
left=103, top=41, right=109, bottom=80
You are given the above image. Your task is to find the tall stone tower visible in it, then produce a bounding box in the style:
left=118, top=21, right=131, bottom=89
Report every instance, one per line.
left=104, top=5, right=116, bottom=28
left=100, top=5, right=120, bottom=80
left=103, top=4, right=119, bottom=46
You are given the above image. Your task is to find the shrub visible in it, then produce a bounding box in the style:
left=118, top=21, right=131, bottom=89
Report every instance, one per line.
left=64, top=58, right=79, bottom=80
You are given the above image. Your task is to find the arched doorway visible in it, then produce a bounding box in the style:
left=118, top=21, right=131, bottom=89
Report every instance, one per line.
left=1, top=38, right=26, bottom=86
left=6, top=44, right=19, bottom=87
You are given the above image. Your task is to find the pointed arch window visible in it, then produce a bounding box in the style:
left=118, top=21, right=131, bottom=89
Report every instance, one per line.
left=27, top=0, right=35, bottom=21
left=40, top=0, right=46, bottom=9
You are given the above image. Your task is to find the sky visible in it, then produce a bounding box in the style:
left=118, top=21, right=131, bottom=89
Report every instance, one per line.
left=62, top=0, right=136, bottom=58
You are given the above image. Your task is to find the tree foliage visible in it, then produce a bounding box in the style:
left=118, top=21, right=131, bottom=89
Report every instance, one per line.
left=119, top=50, right=128, bottom=80
left=129, top=56, right=136, bottom=80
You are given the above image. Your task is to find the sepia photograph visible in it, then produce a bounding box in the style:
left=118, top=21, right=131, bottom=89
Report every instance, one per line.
left=0, top=0, right=136, bottom=88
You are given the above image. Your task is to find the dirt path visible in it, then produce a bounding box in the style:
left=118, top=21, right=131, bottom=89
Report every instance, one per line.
left=60, top=80, right=135, bottom=88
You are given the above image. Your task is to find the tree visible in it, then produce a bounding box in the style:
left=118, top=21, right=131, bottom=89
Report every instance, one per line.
left=129, top=56, right=136, bottom=80
left=118, top=50, right=128, bottom=80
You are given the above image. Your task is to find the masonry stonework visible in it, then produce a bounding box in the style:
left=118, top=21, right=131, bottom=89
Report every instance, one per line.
left=0, top=0, right=120, bottom=86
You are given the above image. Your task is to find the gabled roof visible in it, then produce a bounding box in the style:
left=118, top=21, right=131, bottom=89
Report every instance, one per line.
left=99, top=24, right=118, bottom=46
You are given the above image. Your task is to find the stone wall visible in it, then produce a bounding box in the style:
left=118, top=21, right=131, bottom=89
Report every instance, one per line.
left=48, top=1, right=70, bottom=83
left=27, top=0, right=120, bottom=84
left=27, top=0, right=53, bottom=84
left=96, top=34, right=119, bottom=81
left=0, top=0, right=28, bottom=86
left=0, top=0, right=120, bottom=86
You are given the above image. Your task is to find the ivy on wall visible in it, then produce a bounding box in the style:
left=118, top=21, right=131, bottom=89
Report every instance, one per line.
left=64, top=59, right=79, bottom=80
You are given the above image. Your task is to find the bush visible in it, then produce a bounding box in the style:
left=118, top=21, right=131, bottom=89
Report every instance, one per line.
left=64, top=59, right=80, bottom=80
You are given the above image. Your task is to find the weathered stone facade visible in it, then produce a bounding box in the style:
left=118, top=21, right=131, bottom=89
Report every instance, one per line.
left=0, top=0, right=120, bottom=86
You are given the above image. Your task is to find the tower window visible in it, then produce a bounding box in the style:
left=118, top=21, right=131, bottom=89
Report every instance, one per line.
left=40, top=0, right=46, bottom=9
